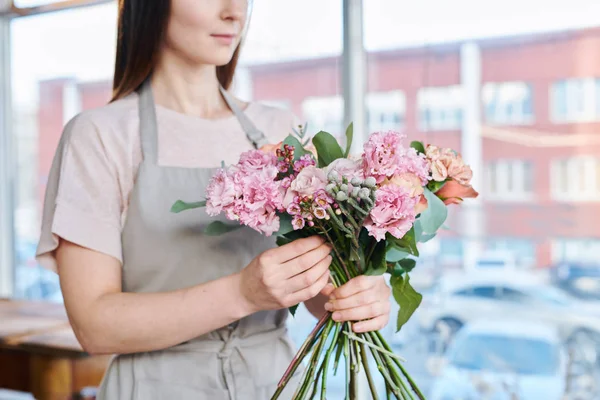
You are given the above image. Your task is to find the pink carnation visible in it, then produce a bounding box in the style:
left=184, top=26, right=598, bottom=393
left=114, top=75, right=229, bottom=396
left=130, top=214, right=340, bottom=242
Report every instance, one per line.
left=238, top=149, right=277, bottom=172
left=365, top=184, right=417, bottom=241
left=362, top=131, right=429, bottom=184
left=206, top=169, right=236, bottom=215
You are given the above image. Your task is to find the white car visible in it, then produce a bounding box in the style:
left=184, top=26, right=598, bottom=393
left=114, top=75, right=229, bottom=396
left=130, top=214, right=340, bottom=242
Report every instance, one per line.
left=429, top=319, right=567, bottom=400
left=418, top=271, right=600, bottom=354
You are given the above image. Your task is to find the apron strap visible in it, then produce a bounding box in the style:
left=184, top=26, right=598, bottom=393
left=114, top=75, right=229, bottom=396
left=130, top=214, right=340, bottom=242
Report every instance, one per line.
left=138, top=79, right=160, bottom=164
left=219, top=86, right=269, bottom=149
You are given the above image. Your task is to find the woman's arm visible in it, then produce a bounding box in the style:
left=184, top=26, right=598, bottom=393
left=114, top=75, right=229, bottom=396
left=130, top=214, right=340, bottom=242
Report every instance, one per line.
left=57, top=240, right=253, bottom=355
left=57, top=236, right=332, bottom=355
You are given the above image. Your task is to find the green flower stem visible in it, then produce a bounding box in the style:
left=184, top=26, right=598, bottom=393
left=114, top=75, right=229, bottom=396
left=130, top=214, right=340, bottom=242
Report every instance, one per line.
left=271, top=313, right=330, bottom=400
left=338, top=203, right=361, bottom=232
left=344, top=332, right=350, bottom=400
left=299, top=320, right=333, bottom=399
left=320, top=322, right=342, bottom=400
left=365, top=337, right=402, bottom=399
left=343, top=331, right=406, bottom=362
left=360, top=342, right=380, bottom=400
left=367, top=333, right=412, bottom=400
left=327, top=207, right=353, bottom=236
left=316, top=221, right=352, bottom=280
left=373, top=331, right=426, bottom=400
left=347, top=198, right=370, bottom=217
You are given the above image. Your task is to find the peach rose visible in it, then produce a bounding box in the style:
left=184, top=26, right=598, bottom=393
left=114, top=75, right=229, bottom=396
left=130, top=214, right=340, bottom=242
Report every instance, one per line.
left=260, top=141, right=282, bottom=155
left=435, top=180, right=479, bottom=205
left=385, top=173, right=425, bottom=198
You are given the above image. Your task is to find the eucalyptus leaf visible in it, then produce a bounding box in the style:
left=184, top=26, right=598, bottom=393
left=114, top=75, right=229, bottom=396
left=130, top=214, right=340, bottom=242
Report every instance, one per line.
left=420, top=233, right=437, bottom=243
left=171, top=200, right=206, bottom=213
left=413, top=220, right=423, bottom=242
left=277, top=213, right=294, bottom=235
left=410, top=141, right=426, bottom=155
left=392, top=275, right=423, bottom=332
left=389, top=228, right=419, bottom=257
left=276, top=236, right=293, bottom=247
left=344, top=123, right=354, bottom=157
left=386, top=247, right=410, bottom=262
left=283, top=135, right=310, bottom=161
left=312, top=131, right=344, bottom=167
left=419, top=188, right=448, bottom=234
left=204, top=221, right=242, bottom=236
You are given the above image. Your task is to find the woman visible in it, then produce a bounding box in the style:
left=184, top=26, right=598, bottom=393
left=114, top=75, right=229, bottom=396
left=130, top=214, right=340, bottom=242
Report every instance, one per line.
left=36, top=0, right=391, bottom=398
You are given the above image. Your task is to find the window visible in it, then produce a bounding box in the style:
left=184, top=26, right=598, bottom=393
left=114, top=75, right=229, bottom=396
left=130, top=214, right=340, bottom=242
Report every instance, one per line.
left=497, top=287, right=530, bottom=303
left=417, top=85, right=464, bottom=131
left=485, top=160, right=534, bottom=200
left=551, top=78, right=600, bottom=123
left=483, top=82, right=533, bottom=125
left=552, top=239, right=600, bottom=264
left=366, top=90, right=405, bottom=132
left=301, top=96, right=344, bottom=137
left=454, top=286, right=498, bottom=299
left=551, top=157, right=600, bottom=201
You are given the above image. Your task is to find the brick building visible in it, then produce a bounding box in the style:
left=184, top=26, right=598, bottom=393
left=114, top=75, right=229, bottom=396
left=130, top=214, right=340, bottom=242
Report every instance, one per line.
left=37, top=27, right=600, bottom=269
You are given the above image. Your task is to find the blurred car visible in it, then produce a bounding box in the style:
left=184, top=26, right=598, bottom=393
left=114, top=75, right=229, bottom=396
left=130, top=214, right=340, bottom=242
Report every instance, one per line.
left=418, top=270, right=600, bottom=355
left=429, top=319, right=567, bottom=400
left=551, top=262, right=600, bottom=301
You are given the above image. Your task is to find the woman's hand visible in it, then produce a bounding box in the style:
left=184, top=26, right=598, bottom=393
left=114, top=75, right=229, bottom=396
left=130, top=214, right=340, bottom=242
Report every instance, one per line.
left=324, top=275, right=391, bottom=333
left=239, top=236, right=332, bottom=313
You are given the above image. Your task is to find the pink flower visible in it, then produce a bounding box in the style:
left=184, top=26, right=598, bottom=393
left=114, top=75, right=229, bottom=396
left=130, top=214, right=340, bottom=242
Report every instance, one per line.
left=313, top=207, right=327, bottom=219
left=425, top=145, right=473, bottom=186
left=364, top=184, right=417, bottom=241
left=238, top=149, right=277, bottom=172
left=362, top=131, right=429, bottom=185
left=362, top=131, right=406, bottom=183
left=287, top=203, right=301, bottom=215
left=283, top=166, right=328, bottom=207
left=314, top=190, right=334, bottom=207
left=326, top=158, right=364, bottom=180
left=206, top=169, right=236, bottom=215
left=292, top=216, right=306, bottom=230
left=435, top=180, right=479, bottom=206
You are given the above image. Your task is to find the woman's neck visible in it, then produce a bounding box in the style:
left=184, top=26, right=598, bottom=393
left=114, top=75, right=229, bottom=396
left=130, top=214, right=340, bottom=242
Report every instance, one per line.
left=151, top=50, right=231, bottom=119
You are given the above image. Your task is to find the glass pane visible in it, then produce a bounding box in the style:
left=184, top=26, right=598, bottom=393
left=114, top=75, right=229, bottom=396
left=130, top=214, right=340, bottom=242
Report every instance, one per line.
left=11, top=3, right=117, bottom=302
left=365, top=0, right=600, bottom=398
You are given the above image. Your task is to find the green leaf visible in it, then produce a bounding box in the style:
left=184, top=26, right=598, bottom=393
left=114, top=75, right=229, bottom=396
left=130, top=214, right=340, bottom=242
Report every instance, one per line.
left=276, top=236, right=293, bottom=247
left=392, top=275, right=423, bottom=332
left=204, top=221, right=242, bottom=236
left=344, top=123, right=354, bottom=157
left=171, top=200, right=206, bottom=213
left=277, top=213, right=294, bottom=235
left=283, top=135, right=311, bottom=161
left=365, top=240, right=387, bottom=276
left=410, top=141, right=426, bottom=155
left=427, top=179, right=447, bottom=193
left=419, top=188, right=448, bottom=234
left=398, top=258, right=417, bottom=273
left=312, top=131, right=344, bottom=168
left=413, top=220, right=423, bottom=242
left=391, top=263, right=405, bottom=277
left=388, top=228, right=419, bottom=257
left=289, top=304, right=299, bottom=317
left=420, top=233, right=437, bottom=243
left=386, top=247, right=410, bottom=262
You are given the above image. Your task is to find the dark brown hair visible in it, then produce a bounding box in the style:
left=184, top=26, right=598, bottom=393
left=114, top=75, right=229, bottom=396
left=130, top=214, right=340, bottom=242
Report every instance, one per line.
left=111, top=0, right=241, bottom=101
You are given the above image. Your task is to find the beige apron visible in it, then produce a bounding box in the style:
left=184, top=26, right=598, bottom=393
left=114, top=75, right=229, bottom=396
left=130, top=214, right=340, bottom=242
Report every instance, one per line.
left=95, top=81, right=300, bottom=400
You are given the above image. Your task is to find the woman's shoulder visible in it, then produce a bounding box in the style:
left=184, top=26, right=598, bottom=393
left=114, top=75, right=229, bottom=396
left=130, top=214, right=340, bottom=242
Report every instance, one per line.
left=61, top=92, right=141, bottom=152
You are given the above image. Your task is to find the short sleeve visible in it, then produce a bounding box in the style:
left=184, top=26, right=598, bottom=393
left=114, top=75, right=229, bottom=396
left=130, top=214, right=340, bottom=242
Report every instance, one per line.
left=36, top=114, right=124, bottom=272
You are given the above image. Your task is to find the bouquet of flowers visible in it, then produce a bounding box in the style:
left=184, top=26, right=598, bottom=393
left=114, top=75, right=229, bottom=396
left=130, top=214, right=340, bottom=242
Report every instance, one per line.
left=172, top=124, right=478, bottom=400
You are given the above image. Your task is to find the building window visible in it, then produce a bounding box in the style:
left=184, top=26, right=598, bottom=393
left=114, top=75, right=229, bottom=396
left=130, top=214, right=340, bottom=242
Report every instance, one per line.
left=552, top=239, right=600, bottom=264
left=482, top=82, right=533, bottom=125
left=551, top=78, right=600, bottom=123
left=486, top=238, right=536, bottom=268
left=417, top=85, right=464, bottom=131
left=366, top=91, right=405, bottom=133
left=301, top=96, right=344, bottom=137
left=485, top=160, right=534, bottom=200
left=551, top=157, right=600, bottom=201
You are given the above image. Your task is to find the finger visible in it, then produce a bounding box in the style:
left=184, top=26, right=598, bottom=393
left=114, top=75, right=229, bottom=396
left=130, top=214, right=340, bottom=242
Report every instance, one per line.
left=272, top=236, right=325, bottom=263
left=332, top=275, right=379, bottom=300
left=286, top=255, right=332, bottom=293
left=324, top=290, right=379, bottom=312
left=331, top=301, right=390, bottom=323
left=282, top=243, right=332, bottom=279
left=320, top=283, right=335, bottom=297
left=352, top=315, right=389, bottom=333
left=287, top=266, right=331, bottom=305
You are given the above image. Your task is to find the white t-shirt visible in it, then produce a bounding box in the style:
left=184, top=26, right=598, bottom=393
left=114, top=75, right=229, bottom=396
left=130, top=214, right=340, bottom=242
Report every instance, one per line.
left=36, top=91, right=298, bottom=272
